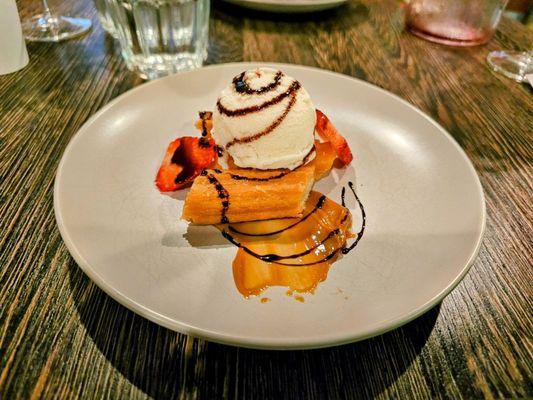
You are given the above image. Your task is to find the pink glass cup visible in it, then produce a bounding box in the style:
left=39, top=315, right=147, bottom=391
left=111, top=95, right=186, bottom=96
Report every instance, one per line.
left=405, top=0, right=509, bottom=46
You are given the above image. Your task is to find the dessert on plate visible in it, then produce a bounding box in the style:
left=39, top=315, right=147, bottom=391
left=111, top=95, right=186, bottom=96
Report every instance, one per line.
left=155, top=67, right=365, bottom=300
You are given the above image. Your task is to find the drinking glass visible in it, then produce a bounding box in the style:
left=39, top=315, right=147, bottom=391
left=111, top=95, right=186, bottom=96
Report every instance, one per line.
left=93, top=0, right=117, bottom=37
left=487, top=50, right=533, bottom=82
left=22, top=0, right=92, bottom=42
left=106, top=0, right=210, bottom=80
left=405, top=0, right=509, bottom=46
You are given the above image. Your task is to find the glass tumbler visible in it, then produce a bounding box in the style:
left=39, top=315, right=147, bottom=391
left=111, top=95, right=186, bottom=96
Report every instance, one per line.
left=94, top=0, right=117, bottom=37
left=405, top=0, right=508, bottom=46
left=106, top=0, right=210, bottom=80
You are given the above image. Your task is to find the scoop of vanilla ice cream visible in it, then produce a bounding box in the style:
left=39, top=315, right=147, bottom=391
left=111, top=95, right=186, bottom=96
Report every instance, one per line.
left=212, top=68, right=316, bottom=170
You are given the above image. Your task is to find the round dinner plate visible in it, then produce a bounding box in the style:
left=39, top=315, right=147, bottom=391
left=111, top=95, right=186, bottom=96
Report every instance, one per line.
left=54, top=63, right=485, bottom=350
left=220, top=0, right=347, bottom=13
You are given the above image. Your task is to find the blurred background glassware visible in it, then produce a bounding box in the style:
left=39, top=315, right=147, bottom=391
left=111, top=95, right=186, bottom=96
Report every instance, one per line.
left=22, top=0, right=92, bottom=42
left=106, top=0, right=210, bottom=80
left=487, top=50, right=533, bottom=82
left=405, top=0, right=509, bottom=46
left=94, top=0, right=118, bottom=37
left=0, top=0, right=29, bottom=75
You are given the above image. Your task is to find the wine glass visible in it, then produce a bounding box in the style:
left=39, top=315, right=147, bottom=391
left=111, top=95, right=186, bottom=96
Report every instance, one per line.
left=487, top=50, right=533, bottom=82
left=22, top=0, right=92, bottom=42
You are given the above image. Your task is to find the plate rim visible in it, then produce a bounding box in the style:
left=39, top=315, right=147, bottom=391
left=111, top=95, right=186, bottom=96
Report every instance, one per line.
left=54, top=62, right=486, bottom=350
left=220, top=0, right=347, bottom=12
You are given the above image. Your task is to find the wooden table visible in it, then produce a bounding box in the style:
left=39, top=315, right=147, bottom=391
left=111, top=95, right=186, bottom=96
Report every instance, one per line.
left=2, top=0, right=532, bottom=398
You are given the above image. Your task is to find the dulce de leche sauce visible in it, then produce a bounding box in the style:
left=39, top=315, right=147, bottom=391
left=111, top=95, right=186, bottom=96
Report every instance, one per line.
left=219, top=188, right=365, bottom=297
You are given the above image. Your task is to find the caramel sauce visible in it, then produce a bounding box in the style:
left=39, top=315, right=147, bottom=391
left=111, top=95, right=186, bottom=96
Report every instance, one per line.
left=228, top=194, right=326, bottom=237
left=221, top=191, right=361, bottom=297
left=294, top=295, right=305, bottom=303
left=311, top=141, right=338, bottom=181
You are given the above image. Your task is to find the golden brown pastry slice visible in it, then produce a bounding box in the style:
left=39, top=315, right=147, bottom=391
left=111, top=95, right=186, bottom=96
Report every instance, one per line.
left=182, top=163, right=315, bottom=225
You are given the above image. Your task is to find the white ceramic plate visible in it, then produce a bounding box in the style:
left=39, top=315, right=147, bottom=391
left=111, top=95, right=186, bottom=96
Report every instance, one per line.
left=54, top=63, right=485, bottom=350
left=220, top=0, right=347, bottom=13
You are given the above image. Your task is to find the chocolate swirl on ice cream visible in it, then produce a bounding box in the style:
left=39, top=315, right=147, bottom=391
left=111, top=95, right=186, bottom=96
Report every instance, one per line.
left=232, top=70, right=283, bottom=95
left=217, top=81, right=300, bottom=118
left=212, top=68, right=316, bottom=171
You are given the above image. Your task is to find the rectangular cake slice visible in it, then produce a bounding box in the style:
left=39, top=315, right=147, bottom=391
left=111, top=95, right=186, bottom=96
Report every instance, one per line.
left=182, top=164, right=315, bottom=225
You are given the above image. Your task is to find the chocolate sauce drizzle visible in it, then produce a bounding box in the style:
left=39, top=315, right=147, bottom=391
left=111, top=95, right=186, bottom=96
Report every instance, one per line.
left=228, top=195, right=326, bottom=237
left=172, top=143, right=196, bottom=184
left=221, top=182, right=366, bottom=267
left=229, top=170, right=290, bottom=182
left=201, top=170, right=230, bottom=223
left=198, top=137, right=211, bottom=148
left=198, top=111, right=212, bottom=137
left=222, top=224, right=345, bottom=263
left=340, top=182, right=366, bottom=255
left=227, top=146, right=315, bottom=182
left=217, top=81, right=301, bottom=117
left=225, top=85, right=299, bottom=149
left=217, top=81, right=300, bottom=118
left=232, top=71, right=283, bottom=95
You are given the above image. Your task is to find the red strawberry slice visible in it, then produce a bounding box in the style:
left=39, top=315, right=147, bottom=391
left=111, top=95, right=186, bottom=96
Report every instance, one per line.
left=156, top=136, right=217, bottom=191
left=315, top=109, right=353, bottom=165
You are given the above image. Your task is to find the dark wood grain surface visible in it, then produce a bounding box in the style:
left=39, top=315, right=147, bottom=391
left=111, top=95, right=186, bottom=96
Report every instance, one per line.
left=2, top=0, right=532, bottom=398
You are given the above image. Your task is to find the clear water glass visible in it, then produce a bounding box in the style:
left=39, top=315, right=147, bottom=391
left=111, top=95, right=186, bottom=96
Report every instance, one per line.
left=93, top=0, right=117, bottom=37
left=106, top=0, right=210, bottom=80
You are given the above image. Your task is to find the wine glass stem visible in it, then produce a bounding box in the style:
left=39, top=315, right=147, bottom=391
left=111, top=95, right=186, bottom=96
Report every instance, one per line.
left=41, top=0, right=53, bottom=18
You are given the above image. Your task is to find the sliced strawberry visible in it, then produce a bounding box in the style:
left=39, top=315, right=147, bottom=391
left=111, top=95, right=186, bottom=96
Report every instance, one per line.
left=156, top=136, right=217, bottom=191
left=155, top=138, right=182, bottom=191
left=315, top=109, right=353, bottom=165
